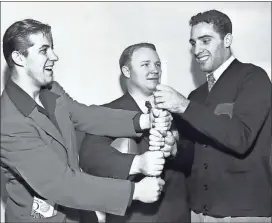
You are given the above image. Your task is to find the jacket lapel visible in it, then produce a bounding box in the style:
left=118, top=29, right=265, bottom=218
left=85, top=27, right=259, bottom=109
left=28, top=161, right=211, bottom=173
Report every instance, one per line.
left=29, top=108, right=66, bottom=149
left=121, top=93, right=150, bottom=146
left=54, top=98, right=79, bottom=170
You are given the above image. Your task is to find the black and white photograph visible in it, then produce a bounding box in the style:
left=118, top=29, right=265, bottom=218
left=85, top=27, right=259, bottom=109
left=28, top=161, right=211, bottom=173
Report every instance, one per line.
left=1, top=1, right=271, bottom=223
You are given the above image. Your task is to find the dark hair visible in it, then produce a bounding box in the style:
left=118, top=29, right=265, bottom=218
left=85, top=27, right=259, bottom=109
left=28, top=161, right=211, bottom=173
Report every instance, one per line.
left=189, top=10, right=232, bottom=39
left=3, top=19, right=52, bottom=67
left=119, top=43, right=156, bottom=74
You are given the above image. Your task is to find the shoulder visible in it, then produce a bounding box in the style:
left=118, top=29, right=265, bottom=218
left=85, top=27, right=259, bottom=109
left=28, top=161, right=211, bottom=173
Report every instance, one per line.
left=102, top=95, right=127, bottom=109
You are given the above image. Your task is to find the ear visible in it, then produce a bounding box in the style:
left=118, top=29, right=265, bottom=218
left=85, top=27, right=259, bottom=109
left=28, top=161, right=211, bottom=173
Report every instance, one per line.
left=122, top=66, right=130, bottom=78
left=224, top=33, right=233, bottom=48
left=11, top=51, right=26, bottom=67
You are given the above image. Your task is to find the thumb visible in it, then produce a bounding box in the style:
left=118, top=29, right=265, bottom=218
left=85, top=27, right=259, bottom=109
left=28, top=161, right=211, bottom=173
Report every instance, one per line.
left=152, top=108, right=161, bottom=118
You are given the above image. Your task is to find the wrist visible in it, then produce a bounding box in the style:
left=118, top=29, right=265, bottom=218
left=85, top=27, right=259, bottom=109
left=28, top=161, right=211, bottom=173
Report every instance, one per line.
left=133, top=182, right=140, bottom=200
left=139, top=114, right=151, bottom=130
left=178, top=99, right=190, bottom=114
left=129, top=155, right=141, bottom=175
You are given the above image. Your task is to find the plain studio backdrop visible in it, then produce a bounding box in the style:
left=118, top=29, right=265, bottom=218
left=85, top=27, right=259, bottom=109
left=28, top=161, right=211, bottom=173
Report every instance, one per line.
left=0, top=2, right=271, bottom=222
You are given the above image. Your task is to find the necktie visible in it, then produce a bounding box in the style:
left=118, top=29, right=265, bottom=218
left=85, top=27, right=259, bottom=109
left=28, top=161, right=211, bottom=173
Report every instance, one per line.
left=145, top=101, right=152, bottom=114
left=207, top=73, right=216, bottom=91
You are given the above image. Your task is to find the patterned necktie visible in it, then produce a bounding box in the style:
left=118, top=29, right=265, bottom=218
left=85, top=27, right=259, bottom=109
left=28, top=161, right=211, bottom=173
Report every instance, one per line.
left=207, top=73, right=216, bottom=92
left=145, top=101, right=152, bottom=114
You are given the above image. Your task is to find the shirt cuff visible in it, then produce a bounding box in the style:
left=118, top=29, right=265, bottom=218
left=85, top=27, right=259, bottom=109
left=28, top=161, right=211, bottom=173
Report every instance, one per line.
left=128, top=182, right=135, bottom=206
left=133, top=112, right=143, bottom=133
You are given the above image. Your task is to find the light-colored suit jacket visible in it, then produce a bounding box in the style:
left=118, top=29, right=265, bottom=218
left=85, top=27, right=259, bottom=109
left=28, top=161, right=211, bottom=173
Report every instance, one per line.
left=1, top=81, right=139, bottom=222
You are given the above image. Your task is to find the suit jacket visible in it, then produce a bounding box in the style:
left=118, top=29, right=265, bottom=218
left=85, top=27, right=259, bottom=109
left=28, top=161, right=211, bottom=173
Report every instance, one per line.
left=0, top=80, right=141, bottom=223
left=178, top=59, right=272, bottom=217
left=79, top=92, right=190, bottom=223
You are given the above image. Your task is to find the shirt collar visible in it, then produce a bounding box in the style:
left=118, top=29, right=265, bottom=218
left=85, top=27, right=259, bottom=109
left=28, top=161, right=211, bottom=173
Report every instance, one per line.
left=5, top=79, right=55, bottom=117
left=128, top=91, right=154, bottom=114
left=206, top=55, right=235, bottom=83
left=5, top=78, right=37, bottom=116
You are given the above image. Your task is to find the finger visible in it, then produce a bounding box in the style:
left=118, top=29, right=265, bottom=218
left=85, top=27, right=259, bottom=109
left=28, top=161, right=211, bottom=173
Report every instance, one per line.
left=149, top=134, right=164, bottom=142
left=157, top=178, right=165, bottom=186
left=155, top=84, right=169, bottom=92
left=162, top=152, right=171, bottom=157
left=152, top=151, right=164, bottom=158
left=154, top=96, right=165, bottom=104
left=152, top=108, right=161, bottom=118
left=149, top=128, right=163, bottom=137
left=160, top=145, right=172, bottom=152
left=149, top=146, right=161, bottom=151
left=156, top=102, right=168, bottom=110
left=150, top=140, right=164, bottom=147
left=153, top=116, right=172, bottom=123
left=153, top=126, right=169, bottom=131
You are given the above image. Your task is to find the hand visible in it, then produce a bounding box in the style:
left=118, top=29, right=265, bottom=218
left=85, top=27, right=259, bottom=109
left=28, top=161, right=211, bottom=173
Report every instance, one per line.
left=138, top=151, right=165, bottom=176
left=149, top=129, right=177, bottom=157
left=150, top=108, right=172, bottom=132
left=162, top=131, right=177, bottom=157
left=153, top=84, right=190, bottom=114
left=133, top=177, right=165, bottom=203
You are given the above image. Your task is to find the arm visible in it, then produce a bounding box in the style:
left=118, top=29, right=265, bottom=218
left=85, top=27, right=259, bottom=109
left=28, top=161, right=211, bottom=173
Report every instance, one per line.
left=180, top=69, right=271, bottom=155
left=1, top=119, right=133, bottom=216
left=51, top=82, right=150, bottom=137
left=79, top=134, right=136, bottom=179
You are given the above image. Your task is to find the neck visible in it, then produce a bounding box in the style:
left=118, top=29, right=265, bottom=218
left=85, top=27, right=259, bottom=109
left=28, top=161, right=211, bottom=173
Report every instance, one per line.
left=127, top=86, right=153, bottom=102
left=11, top=69, right=40, bottom=100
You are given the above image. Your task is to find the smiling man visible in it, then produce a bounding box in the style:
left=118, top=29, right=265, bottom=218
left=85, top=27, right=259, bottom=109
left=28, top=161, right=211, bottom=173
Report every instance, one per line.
left=0, top=19, right=172, bottom=223
left=79, top=43, right=191, bottom=223
left=153, top=10, right=271, bottom=223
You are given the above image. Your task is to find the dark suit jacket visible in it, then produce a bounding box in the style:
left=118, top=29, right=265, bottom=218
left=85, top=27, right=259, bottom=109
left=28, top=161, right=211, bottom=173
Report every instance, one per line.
left=79, top=92, right=190, bottom=223
left=1, top=80, right=141, bottom=223
left=178, top=59, right=272, bottom=217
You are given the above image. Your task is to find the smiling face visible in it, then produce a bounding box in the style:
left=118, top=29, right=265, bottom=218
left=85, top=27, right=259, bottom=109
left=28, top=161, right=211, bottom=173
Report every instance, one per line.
left=125, top=47, right=162, bottom=95
left=23, top=32, right=59, bottom=87
left=189, top=22, right=229, bottom=73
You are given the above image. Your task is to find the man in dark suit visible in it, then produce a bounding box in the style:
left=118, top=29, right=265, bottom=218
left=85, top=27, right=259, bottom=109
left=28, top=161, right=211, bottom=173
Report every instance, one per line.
left=79, top=43, right=191, bottom=223
left=1, top=19, right=172, bottom=222
left=153, top=10, right=272, bottom=222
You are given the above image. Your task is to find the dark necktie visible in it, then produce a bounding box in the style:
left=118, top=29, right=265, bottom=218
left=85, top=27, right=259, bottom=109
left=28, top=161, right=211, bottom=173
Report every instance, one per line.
left=207, top=73, right=216, bottom=91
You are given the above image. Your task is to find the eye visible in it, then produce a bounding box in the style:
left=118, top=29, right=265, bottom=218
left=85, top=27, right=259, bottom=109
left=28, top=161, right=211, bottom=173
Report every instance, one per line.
left=40, top=48, right=47, bottom=54
left=141, top=63, right=149, bottom=67
left=190, top=41, right=195, bottom=47
left=203, top=39, right=211, bottom=45
left=156, top=63, right=161, bottom=68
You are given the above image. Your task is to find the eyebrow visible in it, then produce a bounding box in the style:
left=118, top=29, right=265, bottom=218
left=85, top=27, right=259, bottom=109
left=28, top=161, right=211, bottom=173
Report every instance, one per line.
left=39, top=44, right=52, bottom=50
left=189, top=35, right=214, bottom=43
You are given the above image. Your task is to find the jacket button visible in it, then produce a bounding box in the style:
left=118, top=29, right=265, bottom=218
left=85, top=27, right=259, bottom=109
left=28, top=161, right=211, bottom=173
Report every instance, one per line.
left=204, top=163, right=208, bottom=169
left=204, top=184, right=208, bottom=190
left=203, top=144, right=207, bottom=147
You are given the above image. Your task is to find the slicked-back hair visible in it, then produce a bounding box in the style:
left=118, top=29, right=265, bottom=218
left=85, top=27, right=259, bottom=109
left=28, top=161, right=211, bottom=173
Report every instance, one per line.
left=3, top=19, right=52, bottom=67
left=189, top=10, right=232, bottom=39
left=119, top=43, right=156, bottom=74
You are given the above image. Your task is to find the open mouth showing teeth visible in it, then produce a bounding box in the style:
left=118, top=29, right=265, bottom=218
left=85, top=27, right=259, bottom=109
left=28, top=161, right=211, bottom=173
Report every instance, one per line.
left=44, top=67, right=53, bottom=71
left=197, top=56, right=209, bottom=62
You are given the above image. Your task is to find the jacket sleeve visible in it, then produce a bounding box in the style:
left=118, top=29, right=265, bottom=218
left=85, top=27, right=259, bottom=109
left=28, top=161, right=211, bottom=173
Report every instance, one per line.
left=51, top=82, right=142, bottom=137
left=180, top=67, right=271, bottom=155
left=79, top=134, right=135, bottom=179
left=1, top=118, right=133, bottom=216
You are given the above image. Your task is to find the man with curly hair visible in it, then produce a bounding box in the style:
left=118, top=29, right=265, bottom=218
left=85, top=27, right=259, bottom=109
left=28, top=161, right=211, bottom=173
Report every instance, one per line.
left=153, top=9, right=271, bottom=222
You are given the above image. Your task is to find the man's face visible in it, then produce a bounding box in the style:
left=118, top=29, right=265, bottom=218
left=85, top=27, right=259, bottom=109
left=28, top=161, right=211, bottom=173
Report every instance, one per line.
left=190, top=22, right=227, bottom=73
left=128, top=47, right=162, bottom=95
left=23, top=33, right=59, bottom=87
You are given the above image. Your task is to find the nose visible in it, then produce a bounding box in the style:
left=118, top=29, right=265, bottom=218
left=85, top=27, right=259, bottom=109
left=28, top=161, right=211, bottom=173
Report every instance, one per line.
left=194, top=43, right=204, bottom=56
left=150, top=63, right=160, bottom=74
left=49, top=50, right=59, bottom=62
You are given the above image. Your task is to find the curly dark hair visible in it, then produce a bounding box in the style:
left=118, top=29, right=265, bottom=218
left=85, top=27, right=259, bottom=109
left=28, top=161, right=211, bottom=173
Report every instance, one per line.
left=189, top=10, right=232, bottom=39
